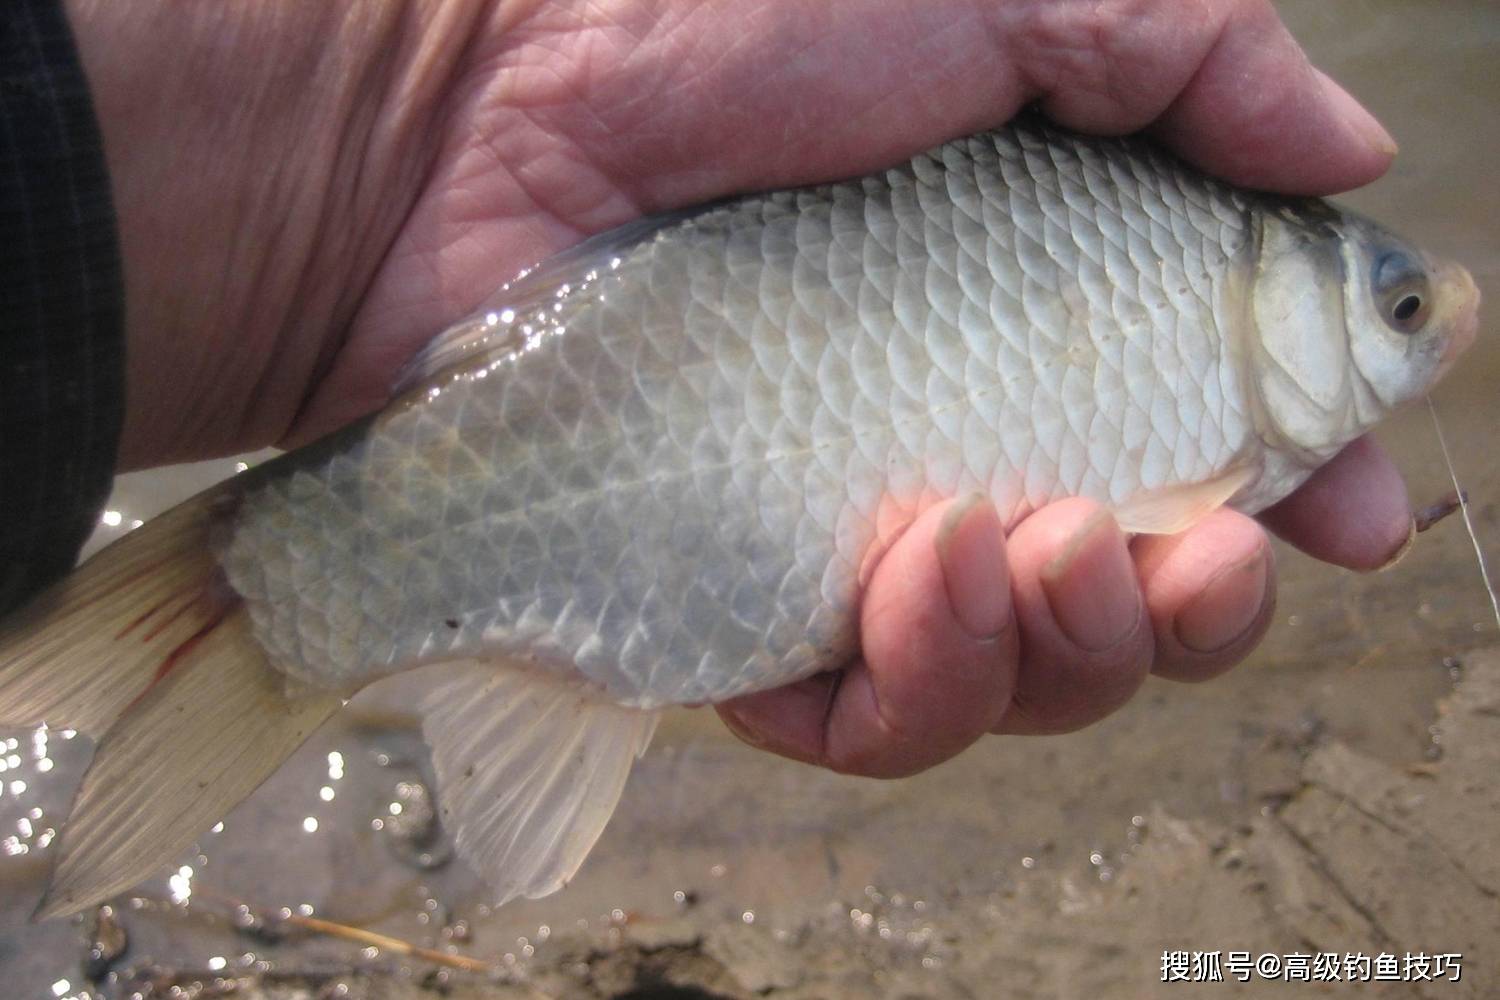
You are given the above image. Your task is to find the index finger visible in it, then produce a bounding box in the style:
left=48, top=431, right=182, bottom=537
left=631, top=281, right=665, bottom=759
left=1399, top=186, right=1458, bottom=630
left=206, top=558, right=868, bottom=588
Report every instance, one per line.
left=1006, top=0, right=1396, bottom=193
left=560, top=0, right=1399, bottom=215
left=1144, top=2, right=1398, bottom=193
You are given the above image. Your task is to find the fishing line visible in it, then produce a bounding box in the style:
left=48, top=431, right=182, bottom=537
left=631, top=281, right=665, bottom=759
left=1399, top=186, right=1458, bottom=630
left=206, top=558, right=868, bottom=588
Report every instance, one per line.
left=1427, top=397, right=1500, bottom=632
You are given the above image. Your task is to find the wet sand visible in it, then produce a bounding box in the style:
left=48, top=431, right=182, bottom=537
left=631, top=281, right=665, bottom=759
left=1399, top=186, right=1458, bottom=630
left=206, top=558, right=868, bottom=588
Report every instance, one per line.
left=3, top=1, right=1498, bottom=997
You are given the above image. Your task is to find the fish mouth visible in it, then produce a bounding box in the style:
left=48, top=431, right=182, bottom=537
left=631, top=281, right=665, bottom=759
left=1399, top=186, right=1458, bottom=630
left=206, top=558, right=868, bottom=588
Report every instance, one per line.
left=1435, top=260, right=1480, bottom=375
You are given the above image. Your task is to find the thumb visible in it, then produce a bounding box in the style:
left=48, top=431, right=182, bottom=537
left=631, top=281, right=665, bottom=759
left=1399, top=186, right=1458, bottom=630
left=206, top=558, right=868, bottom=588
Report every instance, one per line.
left=719, top=495, right=1019, bottom=777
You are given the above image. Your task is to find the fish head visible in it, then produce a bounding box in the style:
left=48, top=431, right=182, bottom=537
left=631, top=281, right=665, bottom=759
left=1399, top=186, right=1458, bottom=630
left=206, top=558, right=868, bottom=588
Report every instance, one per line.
left=1246, top=203, right=1479, bottom=462
left=1337, top=211, right=1479, bottom=403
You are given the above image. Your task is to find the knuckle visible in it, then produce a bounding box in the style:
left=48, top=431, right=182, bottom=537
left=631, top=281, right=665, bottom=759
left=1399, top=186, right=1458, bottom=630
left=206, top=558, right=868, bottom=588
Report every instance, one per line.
left=1011, top=0, right=1134, bottom=94
left=1007, top=0, right=1236, bottom=125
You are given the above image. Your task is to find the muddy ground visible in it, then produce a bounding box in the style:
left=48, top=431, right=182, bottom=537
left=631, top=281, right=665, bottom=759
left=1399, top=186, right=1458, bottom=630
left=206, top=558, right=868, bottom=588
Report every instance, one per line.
left=23, top=647, right=1500, bottom=1000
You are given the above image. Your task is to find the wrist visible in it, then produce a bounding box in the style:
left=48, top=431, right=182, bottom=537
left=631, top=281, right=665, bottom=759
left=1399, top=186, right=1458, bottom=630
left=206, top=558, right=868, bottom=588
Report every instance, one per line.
left=63, top=0, right=458, bottom=467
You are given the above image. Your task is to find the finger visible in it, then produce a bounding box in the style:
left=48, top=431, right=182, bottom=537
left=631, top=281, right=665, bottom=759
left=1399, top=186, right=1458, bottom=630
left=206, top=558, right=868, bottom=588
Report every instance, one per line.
left=718, top=495, right=1019, bottom=778
left=1130, top=510, right=1276, bottom=683
left=994, top=499, right=1153, bottom=736
left=1015, top=0, right=1395, bottom=193
left=1145, top=3, right=1397, bottom=193
left=493, top=0, right=1393, bottom=217
left=716, top=672, right=839, bottom=765
left=1259, top=436, right=1413, bottom=571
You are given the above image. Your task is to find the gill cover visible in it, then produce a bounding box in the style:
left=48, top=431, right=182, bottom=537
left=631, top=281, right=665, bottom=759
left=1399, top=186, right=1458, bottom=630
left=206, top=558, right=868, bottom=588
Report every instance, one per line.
left=1248, top=208, right=1359, bottom=460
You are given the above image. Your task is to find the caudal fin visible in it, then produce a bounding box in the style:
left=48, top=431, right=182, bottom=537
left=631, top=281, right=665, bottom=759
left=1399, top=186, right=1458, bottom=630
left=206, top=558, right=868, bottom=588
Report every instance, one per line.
left=0, top=488, right=241, bottom=736
left=0, top=487, right=342, bottom=920
left=34, top=609, right=341, bottom=919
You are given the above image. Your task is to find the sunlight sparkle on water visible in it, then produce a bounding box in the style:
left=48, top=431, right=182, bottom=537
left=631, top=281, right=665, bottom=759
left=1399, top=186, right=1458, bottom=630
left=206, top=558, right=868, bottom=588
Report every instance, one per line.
left=169, top=865, right=194, bottom=904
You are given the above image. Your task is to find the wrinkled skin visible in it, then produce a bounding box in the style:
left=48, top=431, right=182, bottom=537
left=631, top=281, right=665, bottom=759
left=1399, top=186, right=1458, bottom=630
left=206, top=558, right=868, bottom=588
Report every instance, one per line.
left=68, top=0, right=1415, bottom=778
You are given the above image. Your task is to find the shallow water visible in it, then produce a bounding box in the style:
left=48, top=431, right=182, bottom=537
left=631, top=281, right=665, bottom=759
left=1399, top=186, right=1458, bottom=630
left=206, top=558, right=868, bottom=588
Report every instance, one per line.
left=3, top=2, right=1498, bottom=996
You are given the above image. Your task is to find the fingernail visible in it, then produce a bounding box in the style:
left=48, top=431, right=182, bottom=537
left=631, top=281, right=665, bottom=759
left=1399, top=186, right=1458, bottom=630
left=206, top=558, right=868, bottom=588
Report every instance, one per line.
left=935, top=494, right=1011, bottom=640
left=1377, top=517, right=1418, bottom=573
left=1040, top=509, right=1140, bottom=652
left=1316, top=69, right=1399, bottom=158
left=718, top=706, right=770, bottom=749
left=1176, top=547, right=1271, bottom=654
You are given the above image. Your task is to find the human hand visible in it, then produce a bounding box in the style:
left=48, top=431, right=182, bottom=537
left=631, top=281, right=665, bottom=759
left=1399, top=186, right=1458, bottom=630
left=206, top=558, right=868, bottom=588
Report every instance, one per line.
left=718, top=437, right=1409, bottom=776
left=65, top=0, right=1413, bottom=776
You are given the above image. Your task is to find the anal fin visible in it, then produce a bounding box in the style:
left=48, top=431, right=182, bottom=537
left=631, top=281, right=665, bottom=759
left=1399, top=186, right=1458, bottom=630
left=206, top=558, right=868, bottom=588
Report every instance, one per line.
left=419, top=663, right=659, bottom=905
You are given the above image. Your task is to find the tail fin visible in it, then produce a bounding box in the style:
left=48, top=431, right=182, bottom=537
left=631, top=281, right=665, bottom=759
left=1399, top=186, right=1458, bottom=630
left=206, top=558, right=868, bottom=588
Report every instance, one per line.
left=0, top=486, right=232, bottom=735
left=0, top=487, right=342, bottom=920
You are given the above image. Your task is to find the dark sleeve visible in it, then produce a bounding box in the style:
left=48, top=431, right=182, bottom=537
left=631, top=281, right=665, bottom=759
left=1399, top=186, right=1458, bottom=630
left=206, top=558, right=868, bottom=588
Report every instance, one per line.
left=0, top=0, right=124, bottom=616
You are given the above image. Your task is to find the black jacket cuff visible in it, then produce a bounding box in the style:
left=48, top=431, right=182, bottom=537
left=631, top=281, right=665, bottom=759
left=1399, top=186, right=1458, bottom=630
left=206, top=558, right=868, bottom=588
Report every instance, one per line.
left=0, top=0, right=124, bottom=614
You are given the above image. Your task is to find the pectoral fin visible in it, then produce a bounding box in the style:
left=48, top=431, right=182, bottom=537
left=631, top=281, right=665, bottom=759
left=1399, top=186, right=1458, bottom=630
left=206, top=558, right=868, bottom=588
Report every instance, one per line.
left=1112, top=464, right=1258, bottom=535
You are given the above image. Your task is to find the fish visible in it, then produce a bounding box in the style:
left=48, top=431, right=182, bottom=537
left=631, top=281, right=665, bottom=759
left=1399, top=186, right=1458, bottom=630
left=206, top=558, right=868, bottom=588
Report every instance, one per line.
left=0, top=116, right=1479, bottom=920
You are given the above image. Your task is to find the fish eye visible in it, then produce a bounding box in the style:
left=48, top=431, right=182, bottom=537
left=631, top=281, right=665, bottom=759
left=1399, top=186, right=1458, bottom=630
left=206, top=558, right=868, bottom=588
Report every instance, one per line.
left=1371, top=251, right=1431, bottom=334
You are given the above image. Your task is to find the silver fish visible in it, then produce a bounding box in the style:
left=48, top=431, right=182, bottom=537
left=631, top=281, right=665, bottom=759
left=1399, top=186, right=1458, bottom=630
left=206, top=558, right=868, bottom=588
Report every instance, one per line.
left=0, top=117, right=1478, bottom=919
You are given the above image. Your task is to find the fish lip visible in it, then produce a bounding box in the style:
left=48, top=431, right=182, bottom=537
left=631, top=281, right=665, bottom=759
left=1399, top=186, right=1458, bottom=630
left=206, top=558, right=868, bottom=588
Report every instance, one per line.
left=1435, top=261, right=1480, bottom=372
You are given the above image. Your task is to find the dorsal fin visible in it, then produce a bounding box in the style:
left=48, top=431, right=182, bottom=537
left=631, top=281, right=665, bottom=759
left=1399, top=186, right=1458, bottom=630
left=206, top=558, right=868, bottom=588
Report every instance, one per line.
left=393, top=210, right=696, bottom=392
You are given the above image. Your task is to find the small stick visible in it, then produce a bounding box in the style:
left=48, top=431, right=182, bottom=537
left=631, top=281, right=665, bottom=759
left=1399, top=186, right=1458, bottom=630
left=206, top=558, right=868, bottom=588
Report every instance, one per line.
left=1414, top=490, right=1467, bottom=533
left=284, top=914, right=493, bottom=973
left=190, top=886, right=495, bottom=975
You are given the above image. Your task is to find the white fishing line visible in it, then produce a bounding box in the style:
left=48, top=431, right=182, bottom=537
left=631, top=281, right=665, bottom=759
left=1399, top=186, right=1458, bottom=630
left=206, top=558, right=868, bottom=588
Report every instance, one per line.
left=1428, top=397, right=1500, bottom=632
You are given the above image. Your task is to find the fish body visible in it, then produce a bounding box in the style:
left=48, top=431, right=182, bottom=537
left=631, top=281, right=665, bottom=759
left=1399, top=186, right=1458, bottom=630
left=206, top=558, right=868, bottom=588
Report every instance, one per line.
left=228, top=122, right=1265, bottom=708
left=0, top=117, right=1478, bottom=919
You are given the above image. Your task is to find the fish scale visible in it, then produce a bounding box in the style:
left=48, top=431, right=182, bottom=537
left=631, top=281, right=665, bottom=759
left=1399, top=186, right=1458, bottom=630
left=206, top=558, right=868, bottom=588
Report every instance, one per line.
left=218, top=122, right=1260, bottom=706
